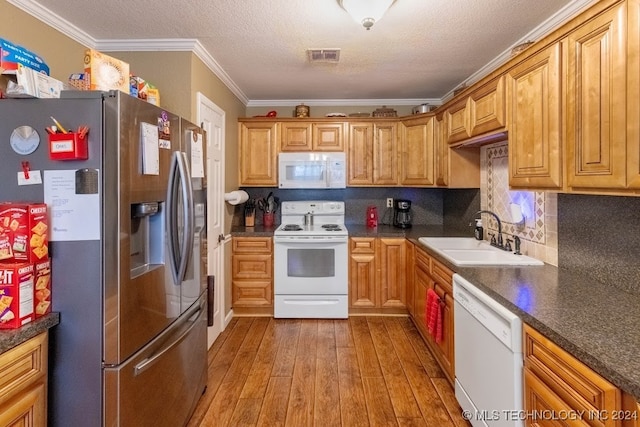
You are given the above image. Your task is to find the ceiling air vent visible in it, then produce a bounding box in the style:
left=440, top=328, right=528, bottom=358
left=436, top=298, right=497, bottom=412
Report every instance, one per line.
left=307, top=49, right=341, bottom=63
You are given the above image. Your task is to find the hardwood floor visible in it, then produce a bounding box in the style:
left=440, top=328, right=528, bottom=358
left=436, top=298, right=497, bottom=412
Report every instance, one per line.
left=187, top=316, right=470, bottom=427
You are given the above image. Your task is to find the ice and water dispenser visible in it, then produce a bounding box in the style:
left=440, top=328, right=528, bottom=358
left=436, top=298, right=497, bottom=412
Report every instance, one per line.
left=130, top=202, right=164, bottom=278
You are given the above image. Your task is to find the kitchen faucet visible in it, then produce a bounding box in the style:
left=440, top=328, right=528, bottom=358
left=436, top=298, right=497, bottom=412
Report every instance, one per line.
left=474, top=210, right=505, bottom=250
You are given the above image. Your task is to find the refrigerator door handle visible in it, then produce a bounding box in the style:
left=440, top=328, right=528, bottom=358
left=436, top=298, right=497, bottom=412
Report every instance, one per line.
left=176, top=151, right=195, bottom=284
left=133, top=299, right=204, bottom=376
left=166, top=151, right=195, bottom=286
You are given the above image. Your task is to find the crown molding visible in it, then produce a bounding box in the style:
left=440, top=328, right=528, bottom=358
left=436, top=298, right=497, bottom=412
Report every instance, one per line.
left=11, top=0, right=597, bottom=107
left=441, top=0, right=599, bottom=102
left=7, top=0, right=97, bottom=48
left=246, top=98, right=442, bottom=108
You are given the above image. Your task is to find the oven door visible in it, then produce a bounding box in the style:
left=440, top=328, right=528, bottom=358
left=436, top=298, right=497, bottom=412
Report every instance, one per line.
left=274, top=236, right=348, bottom=295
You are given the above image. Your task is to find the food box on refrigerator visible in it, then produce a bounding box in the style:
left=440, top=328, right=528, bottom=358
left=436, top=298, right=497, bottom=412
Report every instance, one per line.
left=83, top=49, right=130, bottom=93
left=0, top=262, right=34, bottom=328
left=0, top=202, right=48, bottom=263
left=33, top=259, right=51, bottom=318
left=0, top=38, right=50, bottom=75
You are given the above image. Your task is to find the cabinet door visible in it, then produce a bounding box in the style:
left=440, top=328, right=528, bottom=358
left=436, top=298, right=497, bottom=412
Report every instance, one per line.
left=347, top=123, right=374, bottom=185
left=413, top=266, right=430, bottom=339
left=507, top=42, right=563, bottom=189
left=523, top=368, right=581, bottom=427
left=566, top=3, right=627, bottom=189
left=629, top=0, right=640, bottom=188
left=349, top=238, right=377, bottom=307
left=434, top=283, right=454, bottom=383
left=313, top=122, right=344, bottom=151
left=400, top=116, right=435, bottom=185
left=379, top=238, right=406, bottom=308
left=0, top=382, right=47, bottom=427
left=444, top=98, right=471, bottom=144
left=281, top=122, right=312, bottom=151
left=469, top=75, right=506, bottom=137
left=373, top=123, right=399, bottom=185
left=239, top=122, right=278, bottom=186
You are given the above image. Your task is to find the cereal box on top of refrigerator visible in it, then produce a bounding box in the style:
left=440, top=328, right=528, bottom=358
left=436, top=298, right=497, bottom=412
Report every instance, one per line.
left=0, top=202, right=48, bottom=263
left=0, top=262, right=34, bottom=328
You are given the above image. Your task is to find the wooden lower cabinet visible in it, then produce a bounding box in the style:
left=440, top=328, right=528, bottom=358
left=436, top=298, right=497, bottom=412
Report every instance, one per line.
left=0, top=332, right=48, bottom=427
left=348, top=237, right=407, bottom=313
left=231, top=236, right=273, bottom=314
left=410, top=244, right=455, bottom=384
left=523, top=324, right=622, bottom=427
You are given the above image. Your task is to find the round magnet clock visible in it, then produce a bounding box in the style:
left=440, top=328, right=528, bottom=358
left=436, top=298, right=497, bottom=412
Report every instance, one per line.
left=10, top=126, right=40, bottom=155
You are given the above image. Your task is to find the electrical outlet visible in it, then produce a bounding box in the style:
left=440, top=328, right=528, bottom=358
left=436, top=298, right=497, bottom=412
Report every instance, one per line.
left=386, top=198, right=393, bottom=208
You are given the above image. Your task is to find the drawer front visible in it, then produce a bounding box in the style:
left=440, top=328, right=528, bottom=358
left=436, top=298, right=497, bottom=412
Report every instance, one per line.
left=350, top=237, right=376, bottom=254
left=232, top=254, right=272, bottom=279
left=431, top=258, right=453, bottom=290
left=415, top=246, right=431, bottom=273
left=232, top=237, right=272, bottom=253
left=232, top=280, right=273, bottom=306
left=0, top=333, right=47, bottom=403
left=524, top=325, right=620, bottom=423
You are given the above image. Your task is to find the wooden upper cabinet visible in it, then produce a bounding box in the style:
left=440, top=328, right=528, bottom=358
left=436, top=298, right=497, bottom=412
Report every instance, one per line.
left=444, top=98, right=471, bottom=144
left=506, top=42, right=563, bottom=189
left=630, top=0, right=640, bottom=189
left=373, top=123, right=399, bottom=185
left=239, top=121, right=278, bottom=186
left=566, top=2, right=627, bottom=190
left=434, top=116, right=448, bottom=186
left=280, top=121, right=344, bottom=152
left=468, top=75, right=506, bottom=137
left=280, top=122, right=312, bottom=151
left=347, top=121, right=400, bottom=186
left=313, top=122, right=345, bottom=151
left=347, top=122, right=374, bottom=185
left=400, top=116, right=435, bottom=186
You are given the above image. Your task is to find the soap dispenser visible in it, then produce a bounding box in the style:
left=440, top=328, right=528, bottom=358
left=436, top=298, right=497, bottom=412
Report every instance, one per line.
left=474, top=219, right=484, bottom=240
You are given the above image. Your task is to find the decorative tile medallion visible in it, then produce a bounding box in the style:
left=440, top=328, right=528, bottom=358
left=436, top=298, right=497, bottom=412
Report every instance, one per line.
left=482, top=142, right=546, bottom=244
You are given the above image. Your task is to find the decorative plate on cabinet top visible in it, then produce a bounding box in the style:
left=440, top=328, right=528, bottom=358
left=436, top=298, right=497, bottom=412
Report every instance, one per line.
left=325, top=112, right=347, bottom=117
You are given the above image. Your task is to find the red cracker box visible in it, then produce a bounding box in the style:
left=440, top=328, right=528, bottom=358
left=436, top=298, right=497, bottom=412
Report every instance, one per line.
left=33, top=259, right=51, bottom=318
left=0, top=202, right=48, bottom=263
left=0, top=262, right=34, bottom=329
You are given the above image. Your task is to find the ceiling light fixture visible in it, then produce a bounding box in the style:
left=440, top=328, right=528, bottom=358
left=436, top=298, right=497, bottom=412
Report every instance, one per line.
left=338, top=0, right=396, bottom=30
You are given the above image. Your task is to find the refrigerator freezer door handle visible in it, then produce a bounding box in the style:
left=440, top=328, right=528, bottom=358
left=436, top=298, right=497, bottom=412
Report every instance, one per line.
left=166, top=152, right=181, bottom=285
left=133, top=300, right=203, bottom=376
left=176, top=151, right=195, bottom=283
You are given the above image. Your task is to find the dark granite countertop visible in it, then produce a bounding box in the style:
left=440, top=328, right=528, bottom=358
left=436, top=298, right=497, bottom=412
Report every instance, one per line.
left=0, top=312, right=60, bottom=354
left=231, top=225, right=640, bottom=400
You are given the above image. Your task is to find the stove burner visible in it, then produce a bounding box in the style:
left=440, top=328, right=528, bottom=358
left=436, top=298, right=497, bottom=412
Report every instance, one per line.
left=322, top=224, right=341, bottom=230
left=282, top=224, right=303, bottom=231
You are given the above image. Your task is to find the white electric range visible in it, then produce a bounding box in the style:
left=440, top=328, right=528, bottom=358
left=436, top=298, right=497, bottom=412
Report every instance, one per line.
left=273, top=201, right=348, bottom=318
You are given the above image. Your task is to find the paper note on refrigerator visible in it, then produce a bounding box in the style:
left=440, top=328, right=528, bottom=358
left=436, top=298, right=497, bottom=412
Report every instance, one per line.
left=190, top=131, right=205, bottom=178
left=140, top=122, right=160, bottom=175
left=43, top=169, right=100, bottom=241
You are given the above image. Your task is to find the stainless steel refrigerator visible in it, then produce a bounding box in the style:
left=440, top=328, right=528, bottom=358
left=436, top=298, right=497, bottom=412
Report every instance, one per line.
left=0, top=91, right=209, bottom=426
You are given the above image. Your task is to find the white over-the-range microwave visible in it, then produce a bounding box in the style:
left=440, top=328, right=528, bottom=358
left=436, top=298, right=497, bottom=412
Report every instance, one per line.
left=278, top=152, right=346, bottom=189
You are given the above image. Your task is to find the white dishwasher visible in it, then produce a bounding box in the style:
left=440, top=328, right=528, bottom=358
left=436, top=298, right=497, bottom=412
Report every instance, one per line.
left=453, top=273, right=523, bottom=427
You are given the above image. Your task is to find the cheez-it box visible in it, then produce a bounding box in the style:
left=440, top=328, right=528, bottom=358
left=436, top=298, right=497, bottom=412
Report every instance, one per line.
left=0, top=262, right=34, bottom=329
left=0, top=202, right=48, bottom=263
left=33, top=259, right=51, bottom=318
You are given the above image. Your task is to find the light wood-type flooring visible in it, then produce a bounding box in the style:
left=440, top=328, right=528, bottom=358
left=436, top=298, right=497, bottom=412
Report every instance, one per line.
left=187, top=316, right=470, bottom=427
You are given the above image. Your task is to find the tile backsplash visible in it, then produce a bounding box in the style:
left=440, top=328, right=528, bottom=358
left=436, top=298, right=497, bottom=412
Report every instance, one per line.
left=481, top=142, right=558, bottom=266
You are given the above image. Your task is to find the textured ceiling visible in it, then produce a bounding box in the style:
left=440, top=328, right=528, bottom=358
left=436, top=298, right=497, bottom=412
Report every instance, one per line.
left=13, top=0, right=593, bottom=104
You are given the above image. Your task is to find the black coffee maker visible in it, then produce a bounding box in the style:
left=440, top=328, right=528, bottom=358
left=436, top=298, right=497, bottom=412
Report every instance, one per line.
left=393, top=199, right=412, bottom=229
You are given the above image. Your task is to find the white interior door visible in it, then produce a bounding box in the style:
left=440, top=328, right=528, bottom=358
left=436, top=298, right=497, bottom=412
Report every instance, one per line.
left=197, top=92, right=225, bottom=348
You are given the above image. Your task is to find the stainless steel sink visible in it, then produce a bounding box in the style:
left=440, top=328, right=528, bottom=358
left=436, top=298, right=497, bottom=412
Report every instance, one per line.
left=418, top=237, right=543, bottom=266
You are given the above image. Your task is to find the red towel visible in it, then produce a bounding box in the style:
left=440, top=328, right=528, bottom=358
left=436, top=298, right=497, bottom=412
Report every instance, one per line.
left=426, top=288, right=438, bottom=335
left=434, top=301, right=443, bottom=343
